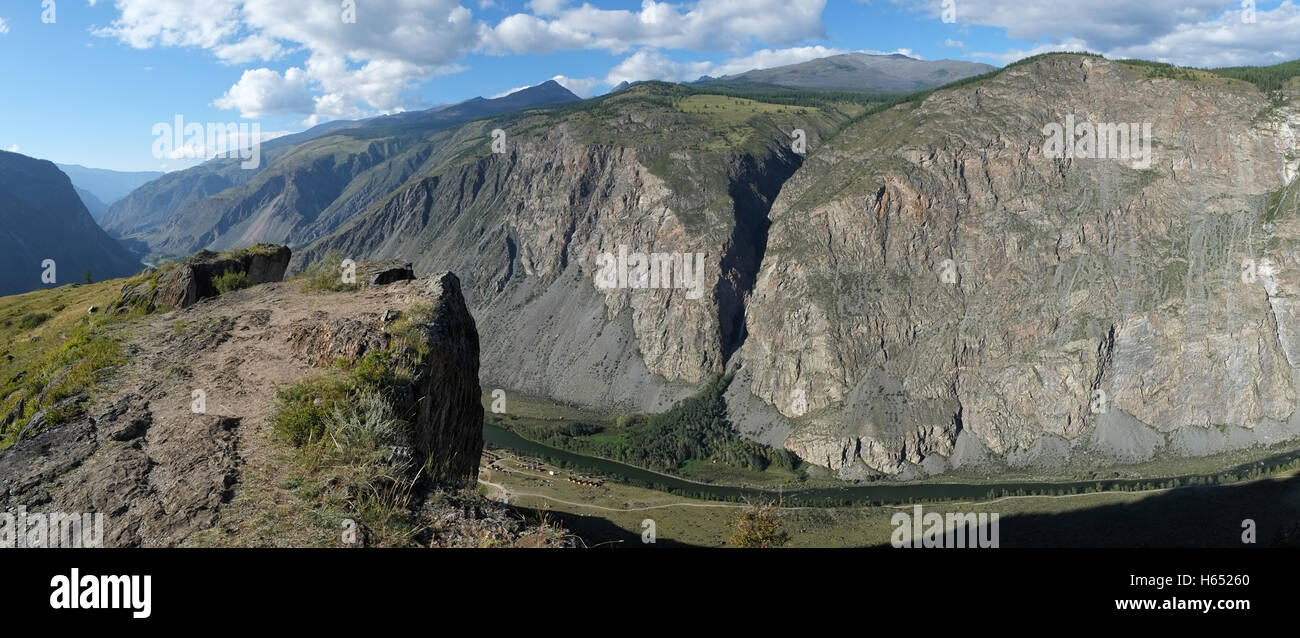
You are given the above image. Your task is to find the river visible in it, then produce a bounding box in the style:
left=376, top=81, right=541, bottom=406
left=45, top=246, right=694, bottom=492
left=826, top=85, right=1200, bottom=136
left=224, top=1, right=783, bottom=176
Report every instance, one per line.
left=484, top=423, right=1300, bottom=506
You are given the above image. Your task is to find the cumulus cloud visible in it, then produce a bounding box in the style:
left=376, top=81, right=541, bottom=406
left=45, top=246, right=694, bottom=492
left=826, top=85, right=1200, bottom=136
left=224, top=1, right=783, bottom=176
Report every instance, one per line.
left=7, top=144, right=18, bottom=153
left=605, top=50, right=714, bottom=85
left=98, top=0, right=481, bottom=120
left=479, top=0, right=829, bottom=55
left=212, top=67, right=314, bottom=118
left=0, top=18, right=9, bottom=35
left=549, top=75, right=603, bottom=97
left=923, top=0, right=1300, bottom=68
left=96, top=0, right=840, bottom=122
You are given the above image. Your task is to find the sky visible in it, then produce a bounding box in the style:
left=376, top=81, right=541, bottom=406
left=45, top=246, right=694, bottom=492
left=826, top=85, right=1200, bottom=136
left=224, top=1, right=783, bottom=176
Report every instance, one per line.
left=1, top=0, right=1299, bottom=172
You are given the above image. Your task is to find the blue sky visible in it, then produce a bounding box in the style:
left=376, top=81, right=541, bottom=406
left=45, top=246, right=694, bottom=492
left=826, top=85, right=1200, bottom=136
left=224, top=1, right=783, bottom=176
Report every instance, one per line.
left=1, top=0, right=1298, bottom=172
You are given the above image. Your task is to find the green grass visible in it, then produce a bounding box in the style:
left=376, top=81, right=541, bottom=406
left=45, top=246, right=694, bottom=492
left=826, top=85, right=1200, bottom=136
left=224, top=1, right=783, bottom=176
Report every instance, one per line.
left=0, top=279, right=133, bottom=448
left=296, top=251, right=362, bottom=293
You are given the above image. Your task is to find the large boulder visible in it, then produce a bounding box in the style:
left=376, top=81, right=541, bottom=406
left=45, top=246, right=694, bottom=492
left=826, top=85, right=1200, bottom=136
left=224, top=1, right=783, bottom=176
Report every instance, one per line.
left=111, top=244, right=291, bottom=313
left=356, top=260, right=416, bottom=287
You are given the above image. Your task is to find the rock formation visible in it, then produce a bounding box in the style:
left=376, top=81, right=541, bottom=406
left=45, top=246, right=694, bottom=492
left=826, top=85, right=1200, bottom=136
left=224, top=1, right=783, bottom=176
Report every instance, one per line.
left=413, top=273, right=483, bottom=484
left=112, top=244, right=291, bottom=313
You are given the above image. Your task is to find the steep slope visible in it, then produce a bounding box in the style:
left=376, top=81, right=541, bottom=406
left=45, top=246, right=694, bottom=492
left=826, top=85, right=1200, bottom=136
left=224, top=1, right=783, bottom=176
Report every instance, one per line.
left=101, top=82, right=580, bottom=258
left=296, top=85, right=858, bottom=413
left=74, top=186, right=108, bottom=220
left=698, top=52, right=994, bottom=93
left=0, top=151, right=141, bottom=295
left=738, top=54, right=1300, bottom=476
left=55, top=163, right=163, bottom=208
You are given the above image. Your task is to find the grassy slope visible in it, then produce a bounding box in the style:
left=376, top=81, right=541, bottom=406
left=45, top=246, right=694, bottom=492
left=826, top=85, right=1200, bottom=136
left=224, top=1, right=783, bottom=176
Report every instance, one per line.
left=0, top=278, right=135, bottom=448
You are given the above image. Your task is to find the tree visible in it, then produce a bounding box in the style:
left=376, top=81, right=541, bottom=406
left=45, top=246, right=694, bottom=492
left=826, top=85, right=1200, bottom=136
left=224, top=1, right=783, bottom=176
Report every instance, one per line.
left=728, top=501, right=790, bottom=548
left=82, top=268, right=93, bottom=284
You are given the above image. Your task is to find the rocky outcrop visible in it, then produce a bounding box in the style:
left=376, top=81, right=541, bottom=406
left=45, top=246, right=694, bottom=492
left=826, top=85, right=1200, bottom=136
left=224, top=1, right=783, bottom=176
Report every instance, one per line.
left=357, top=260, right=415, bottom=286
left=111, top=244, right=290, bottom=313
left=285, top=272, right=484, bottom=485
left=412, top=273, right=483, bottom=485
left=288, top=315, right=390, bottom=367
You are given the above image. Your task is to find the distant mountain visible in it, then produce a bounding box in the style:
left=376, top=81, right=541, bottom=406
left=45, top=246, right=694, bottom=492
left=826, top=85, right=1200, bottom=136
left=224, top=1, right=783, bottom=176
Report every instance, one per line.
left=74, top=186, right=109, bottom=220
left=0, top=151, right=141, bottom=295
left=55, top=163, right=164, bottom=207
left=695, top=52, right=995, bottom=93
left=101, top=80, right=582, bottom=258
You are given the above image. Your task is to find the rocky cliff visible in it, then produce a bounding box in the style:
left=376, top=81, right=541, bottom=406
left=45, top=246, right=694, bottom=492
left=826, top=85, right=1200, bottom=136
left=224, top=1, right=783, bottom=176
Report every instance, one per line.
left=72, top=56, right=1300, bottom=480
left=294, top=85, right=850, bottom=413
left=740, top=55, right=1300, bottom=475
left=297, top=57, right=1300, bottom=478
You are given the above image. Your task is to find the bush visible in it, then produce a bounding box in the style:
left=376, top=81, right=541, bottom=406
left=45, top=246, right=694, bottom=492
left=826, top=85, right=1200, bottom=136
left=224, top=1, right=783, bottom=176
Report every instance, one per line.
left=213, top=270, right=251, bottom=295
left=729, top=502, right=790, bottom=548
left=270, top=377, right=351, bottom=446
left=18, top=312, right=51, bottom=330
left=299, top=251, right=361, bottom=293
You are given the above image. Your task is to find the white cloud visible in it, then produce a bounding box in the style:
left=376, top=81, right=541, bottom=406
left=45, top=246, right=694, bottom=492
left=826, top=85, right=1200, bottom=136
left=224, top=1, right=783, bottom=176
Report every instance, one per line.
left=969, top=38, right=1091, bottom=66
left=923, top=0, right=1300, bottom=68
left=7, top=144, right=18, bottom=153
left=526, top=0, right=568, bottom=16
left=212, top=67, right=314, bottom=118
left=99, top=0, right=482, bottom=120
left=1107, top=2, right=1300, bottom=67
left=0, top=18, right=9, bottom=35
left=943, top=38, right=965, bottom=48
left=96, top=0, right=840, bottom=123
left=605, top=50, right=714, bottom=85
left=708, top=45, right=848, bottom=76
left=480, top=0, right=829, bottom=55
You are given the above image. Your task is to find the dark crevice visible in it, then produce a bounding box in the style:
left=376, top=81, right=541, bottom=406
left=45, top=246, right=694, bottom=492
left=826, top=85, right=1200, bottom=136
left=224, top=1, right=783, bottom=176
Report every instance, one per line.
left=716, top=147, right=804, bottom=365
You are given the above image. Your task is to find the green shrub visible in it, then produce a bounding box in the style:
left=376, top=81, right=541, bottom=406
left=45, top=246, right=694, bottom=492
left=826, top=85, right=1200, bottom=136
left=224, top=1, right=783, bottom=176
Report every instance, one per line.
left=271, top=377, right=351, bottom=446
left=299, top=251, right=361, bottom=293
left=213, top=270, right=251, bottom=295
left=17, top=312, right=52, bottom=330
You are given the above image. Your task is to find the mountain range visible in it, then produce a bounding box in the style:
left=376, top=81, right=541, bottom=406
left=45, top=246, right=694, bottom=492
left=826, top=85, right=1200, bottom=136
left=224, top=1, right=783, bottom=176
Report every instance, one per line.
left=98, top=80, right=582, bottom=260
left=0, top=151, right=143, bottom=295
left=55, top=163, right=164, bottom=220
left=8, top=52, right=1300, bottom=479
left=695, top=52, right=995, bottom=92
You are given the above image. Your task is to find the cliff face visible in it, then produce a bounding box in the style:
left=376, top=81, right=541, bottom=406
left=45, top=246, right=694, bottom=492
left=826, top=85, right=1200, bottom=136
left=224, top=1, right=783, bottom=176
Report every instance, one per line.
left=295, top=89, right=838, bottom=413
left=741, top=56, right=1300, bottom=474
left=299, top=58, right=1300, bottom=477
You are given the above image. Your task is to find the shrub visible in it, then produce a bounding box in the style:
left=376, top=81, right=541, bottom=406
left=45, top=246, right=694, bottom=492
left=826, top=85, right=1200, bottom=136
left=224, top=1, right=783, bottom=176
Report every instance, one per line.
left=270, top=377, right=351, bottom=446
left=299, top=251, right=361, bottom=293
left=213, top=270, right=251, bottom=295
left=18, top=312, right=51, bottom=330
left=729, top=502, right=791, bottom=548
